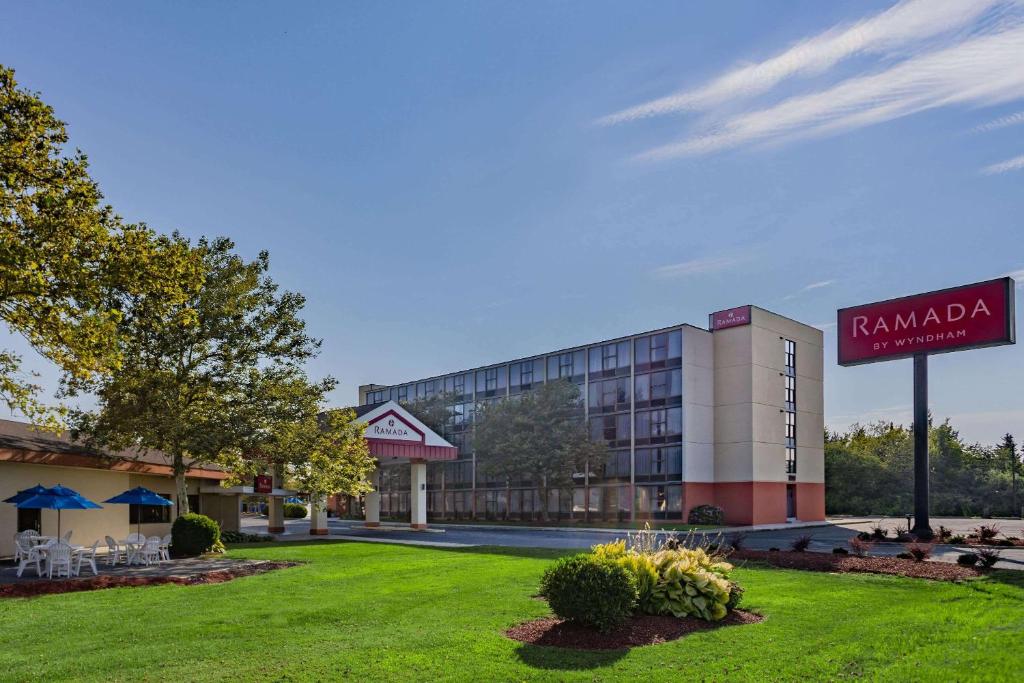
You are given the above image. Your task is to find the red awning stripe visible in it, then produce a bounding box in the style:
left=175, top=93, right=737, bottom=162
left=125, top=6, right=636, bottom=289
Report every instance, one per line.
left=367, top=441, right=458, bottom=461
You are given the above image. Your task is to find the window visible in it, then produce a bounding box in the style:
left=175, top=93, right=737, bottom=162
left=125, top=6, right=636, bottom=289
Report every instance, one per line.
left=597, top=450, right=632, bottom=480
left=510, top=359, right=544, bottom=393
left=444, top=373, right=471, bottom=399
left=635, top=447, right=683, bottom=481
left=784, top=375, right=795, bottom=411
left=587, top=377, right=630, bottom=413
left=783, top=338, right=797, bottom=473
left=635, top=485, right=683, bottom=519
left=634, top=369, right=682, bottom=406
left=634, top=330, right=682, bottom=371
left=784, top=339, right=796, bottom=374
left=786, top=447, right=797, bottom=474
left=635, top=407, right=682, bottom=444
left=785, top=410, right=796, bottom=445
left=129, top=494, right=173, bottom=524
left=589, top=413, right=631, bottom=446
left=588, top=341, right=630, bottom=378
left=396, top=385, right=409, bottom=403
left=547, top=350, right=584, bottom=381
left=475, top=366, right=506, bottom=397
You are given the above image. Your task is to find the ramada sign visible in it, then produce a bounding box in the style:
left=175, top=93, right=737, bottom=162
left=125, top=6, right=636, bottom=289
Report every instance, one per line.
left=837, top=278, right=1015, bottom=366
left=367, top=412, right=422, bottom=442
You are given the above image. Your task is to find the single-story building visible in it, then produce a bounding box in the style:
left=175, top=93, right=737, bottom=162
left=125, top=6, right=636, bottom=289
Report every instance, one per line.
left=0, top=419, right=253, bottom=558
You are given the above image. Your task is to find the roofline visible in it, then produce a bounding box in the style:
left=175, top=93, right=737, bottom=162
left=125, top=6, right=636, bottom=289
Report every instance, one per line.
left=362, top=321, right=709, bottom=392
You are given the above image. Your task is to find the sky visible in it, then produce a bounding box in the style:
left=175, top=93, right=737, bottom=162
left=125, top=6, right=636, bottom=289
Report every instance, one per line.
left=2, top=0, right=1023, bottom=444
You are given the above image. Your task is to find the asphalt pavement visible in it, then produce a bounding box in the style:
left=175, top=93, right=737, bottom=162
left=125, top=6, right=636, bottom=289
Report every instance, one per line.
left=241, top=515, right=1024, bottom=570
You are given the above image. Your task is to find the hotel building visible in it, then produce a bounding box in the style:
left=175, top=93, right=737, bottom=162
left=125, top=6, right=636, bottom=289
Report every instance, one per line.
left=356, top=305, right=825, bottom=526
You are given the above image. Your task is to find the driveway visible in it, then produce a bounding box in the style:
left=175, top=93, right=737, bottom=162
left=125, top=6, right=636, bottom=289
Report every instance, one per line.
left=240, top=515, right=1024, bottom=570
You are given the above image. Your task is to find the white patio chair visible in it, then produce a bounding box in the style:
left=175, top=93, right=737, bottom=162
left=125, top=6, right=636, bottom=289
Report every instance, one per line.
left=14, top=535, right=45, bottom=578
left=62, top=530, right=73, bottom=542
left=47, top=541, right=74, bottom=579
left=137, top=536, right=162, bottom=565
left=126, top=532, right=145, bottom=544
left=159, top=534, right=172, bottom=561
left=13, top=530, right=40, bottom=563
left=104, top=536, right=124, bottom=566
left=75, top=541, right=101, bottom=577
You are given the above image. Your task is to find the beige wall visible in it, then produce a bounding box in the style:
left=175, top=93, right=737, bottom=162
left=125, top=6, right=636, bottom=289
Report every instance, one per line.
left=1, top=462, right=237, bottom=558
left=713, top=308, right=825, bottom=485
left=682, top=327, right=715, bottom=482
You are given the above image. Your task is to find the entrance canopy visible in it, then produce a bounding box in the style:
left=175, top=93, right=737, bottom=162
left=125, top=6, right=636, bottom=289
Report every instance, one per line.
left=353, top=401, right=457, bottom=463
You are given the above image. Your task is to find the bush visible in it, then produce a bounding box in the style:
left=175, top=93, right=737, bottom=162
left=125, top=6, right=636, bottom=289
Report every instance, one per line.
left=539, top=554, right=637, bottom=633
left=283, top=503, right=308, bottom=519
left=956, top=552, right=979, bottom=567
left=975, top=524, right=1000, bottom=542
left=615, top=552, right=659, bottom=613
left=848, top=536, right=873, bottom=557
left=870, top=525, right=888, bottom=540
left=832, top=547, right=849, bottom=555
left=905, top=543, right=933, bottom=562
left=726, top=581, right=744, bottom=611
left=729, top=532, right=747, bottom=551
left=171, top=513, right=221, bottom=556
left=220, top=530, right=274, bottom=544
left=648, top=548, right=733, bottom=621
left=949, top=534, right=966, bottom=544
left=856, top=531, right=872, bottom=541
left=687, top=504, right=724, bottom=526
left=936, top=525, right=952, bottom=542
left=896, top=552, right=914, bottom=560
left=768, top=547, right=781, bottom=552
left=977, top=549, right=1001, bottom=568
left=791, top=535, right=812, bottom=552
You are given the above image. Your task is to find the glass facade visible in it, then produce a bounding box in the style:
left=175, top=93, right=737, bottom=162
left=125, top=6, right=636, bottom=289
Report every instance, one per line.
left=784, top=339, right=797, bottom=477
left=361, top=327, right=686, bottom=522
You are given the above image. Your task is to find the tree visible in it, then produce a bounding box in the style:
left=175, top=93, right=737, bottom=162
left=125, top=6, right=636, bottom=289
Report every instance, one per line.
left=998, top=433, right=1019, bottom=516
left=400, top=391, right=453, bottom=436
left=69, top=237, right=324, bottom=512
left=473, top=380, right=607, bottom=521
left=0, top=65, right=200, bottom=426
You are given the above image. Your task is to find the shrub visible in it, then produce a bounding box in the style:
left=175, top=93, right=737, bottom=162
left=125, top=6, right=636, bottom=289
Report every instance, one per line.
left=220, top=530, right=274, bottom=544
left=993, top=538, right=1014, bottom=547
left=648, top=548, right=733, bottom=621
left=856, top=531, right=872, bottom=541
left=848, top=536, right=873, bottom=557
left=726, top=581, right=744, bottom=611
left=592, top=539, right=627, bottom=560
left=975, top=524, right=1000, bottom=542
left=283, top=503, right=308, bottom=519
left=539, top=554, right=637, bottom=633
left=832, top=547, right=849, bottom=555
left=956, top=552, right=979, bottom=567
left=171, top=513, right=220, bottom=556
left=791, top=535, right=812, bottom=552
left=870, top=524, right=889, bottom=540
left=769, top=547, right=781, bottom=552
left=948, top=534, right=966, bottom=544
left=615, top=552, right=659, bottom=613
left=905, top=543, right=933, bottom=562
left=728, top=532, right=747, bottom=551
left=687, top=504, right=724, bottom=526
left=977, top=549, right=1001, bottom=569
left=896, top=552, right=914, bottom=560
left=936, top=526, right=952, bottom=542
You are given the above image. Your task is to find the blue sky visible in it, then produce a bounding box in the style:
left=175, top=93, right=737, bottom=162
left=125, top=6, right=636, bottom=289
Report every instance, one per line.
left=3, top=0, right=1023, bottom=444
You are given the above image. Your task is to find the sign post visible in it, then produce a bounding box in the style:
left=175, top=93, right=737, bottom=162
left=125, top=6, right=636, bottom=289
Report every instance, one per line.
left=838, top=278, right=1016, bottom=540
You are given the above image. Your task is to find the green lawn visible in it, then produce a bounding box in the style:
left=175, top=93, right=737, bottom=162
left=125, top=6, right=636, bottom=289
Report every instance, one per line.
left=1, top=541, right=1021, bottom=681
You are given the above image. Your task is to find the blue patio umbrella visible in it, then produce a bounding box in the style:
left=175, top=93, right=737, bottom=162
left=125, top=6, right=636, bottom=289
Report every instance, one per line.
left=15, top=484, right=103, bottom=539
left=104, top=486, right=173, bottom=538
left=3, top=484, right=50, bottom=505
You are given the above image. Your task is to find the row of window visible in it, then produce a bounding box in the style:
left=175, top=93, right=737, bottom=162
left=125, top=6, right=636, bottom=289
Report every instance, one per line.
left=374, top=483, right=686, bottom=520
left=784, top=338, right=797, bottom=476
left=363, top=330, right=684, bottom=406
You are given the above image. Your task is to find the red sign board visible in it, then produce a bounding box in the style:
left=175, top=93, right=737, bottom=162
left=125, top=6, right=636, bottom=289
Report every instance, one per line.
left=710, top=305, right=752, bottom=331
left=254, top=475, right=272, bottom=494
left=837, top=278, right=1015, bottom=366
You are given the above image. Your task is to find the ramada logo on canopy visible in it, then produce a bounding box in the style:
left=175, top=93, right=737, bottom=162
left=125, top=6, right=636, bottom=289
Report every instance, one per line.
left=851, top=299, right=992, bottom=340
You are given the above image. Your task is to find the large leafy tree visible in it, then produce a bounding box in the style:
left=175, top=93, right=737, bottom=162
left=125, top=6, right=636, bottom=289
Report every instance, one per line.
left=0, top=65, right=200, bottom=426
left=69, top=237, right=327, bottom=512
left=473, top=380, right=607, bottom=521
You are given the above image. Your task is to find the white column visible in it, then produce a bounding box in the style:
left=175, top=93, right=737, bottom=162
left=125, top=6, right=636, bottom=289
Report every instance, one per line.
left=309, top=494, right=328, bottom=536
left=364, top=468, right=380, bottom=527
left=411, top=460, right=427, bottom=529
left=267, top=468, right=284, bottom=533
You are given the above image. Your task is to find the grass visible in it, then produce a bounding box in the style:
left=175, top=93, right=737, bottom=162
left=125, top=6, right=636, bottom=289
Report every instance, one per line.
left=0, top=541, right=1021, bottom=681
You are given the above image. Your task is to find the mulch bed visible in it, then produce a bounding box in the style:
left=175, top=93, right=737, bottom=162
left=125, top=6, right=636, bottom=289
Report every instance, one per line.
left=507, top=610, right=763, bottom=650
left=730, top=550, right=982, bottom=581
left=0, top=561, right=297, bottom=599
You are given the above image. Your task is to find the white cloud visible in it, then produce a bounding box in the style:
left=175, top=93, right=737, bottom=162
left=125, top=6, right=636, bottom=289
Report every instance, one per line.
left=981, top=153, right=1024, bottom=174
left=651, top=255, right=745, bottom=279
left=599, top=0, right=1013, bottom=125
left=636, top=23, right=1024, bottom=161
left=783, top=279, right=836, bottom=300
left=972, top=109, right=1024, bottom=132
